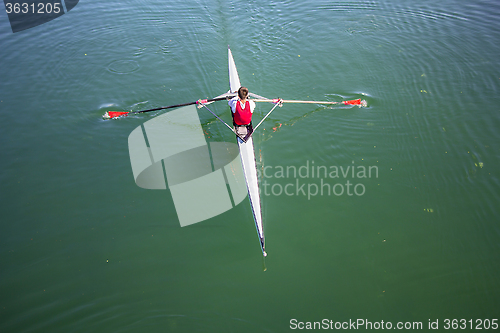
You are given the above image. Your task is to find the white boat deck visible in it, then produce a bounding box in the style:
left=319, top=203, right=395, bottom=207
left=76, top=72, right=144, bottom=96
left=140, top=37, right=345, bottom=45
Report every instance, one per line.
left=227, top=47, right=266, bottom=256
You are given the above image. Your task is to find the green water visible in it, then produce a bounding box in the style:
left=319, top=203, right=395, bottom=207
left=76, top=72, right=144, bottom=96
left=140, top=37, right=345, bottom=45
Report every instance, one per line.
left=1, top=0, right=499, bottom=331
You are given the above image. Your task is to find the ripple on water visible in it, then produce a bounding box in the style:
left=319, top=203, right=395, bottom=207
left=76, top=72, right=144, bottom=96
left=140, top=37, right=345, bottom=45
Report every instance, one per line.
left=107, top=60, right=140, bottom=74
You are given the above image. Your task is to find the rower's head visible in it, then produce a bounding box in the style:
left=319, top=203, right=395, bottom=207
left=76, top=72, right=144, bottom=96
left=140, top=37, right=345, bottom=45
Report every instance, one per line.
left=238, top=87, right=249, bottom=100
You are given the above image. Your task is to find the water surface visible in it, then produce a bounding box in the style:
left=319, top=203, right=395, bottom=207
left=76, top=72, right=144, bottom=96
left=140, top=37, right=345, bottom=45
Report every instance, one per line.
left=1, top=0, right=499, bottom=331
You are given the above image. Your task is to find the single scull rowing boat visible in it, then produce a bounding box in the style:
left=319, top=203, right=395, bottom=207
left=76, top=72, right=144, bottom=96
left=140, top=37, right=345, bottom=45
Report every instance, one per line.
left=103, top=47, right=366, bottom=257
left=226, top=47, right=267, bottom=257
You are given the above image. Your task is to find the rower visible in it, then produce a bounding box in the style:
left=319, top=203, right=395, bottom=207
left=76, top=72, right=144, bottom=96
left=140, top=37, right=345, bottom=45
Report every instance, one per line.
left=228, top=87, right=256, bottom=139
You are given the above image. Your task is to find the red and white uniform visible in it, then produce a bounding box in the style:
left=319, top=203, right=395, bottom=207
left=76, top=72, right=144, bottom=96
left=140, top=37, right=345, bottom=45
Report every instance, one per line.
left=228, top=96, right=256, bottom=125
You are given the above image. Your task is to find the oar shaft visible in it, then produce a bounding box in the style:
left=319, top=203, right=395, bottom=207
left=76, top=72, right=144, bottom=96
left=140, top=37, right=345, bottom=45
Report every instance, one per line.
left=251, top=99, right=354, bottom=105
left=134, top=95, right=234, bottom=114
left=104, top=93, right=237, bottom=119
left=284, top=100, right=340, bottom=104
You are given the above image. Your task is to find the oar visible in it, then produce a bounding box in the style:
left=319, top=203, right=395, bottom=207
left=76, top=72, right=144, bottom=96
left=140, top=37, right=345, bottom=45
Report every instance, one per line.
left=102, top=94, right=236, bottom=119
left=251, top=98, right=367, bottom=107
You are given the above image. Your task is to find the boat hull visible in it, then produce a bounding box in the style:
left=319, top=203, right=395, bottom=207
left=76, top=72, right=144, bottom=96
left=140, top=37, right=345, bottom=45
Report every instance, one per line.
left=227, top=47, right=266, bottom=256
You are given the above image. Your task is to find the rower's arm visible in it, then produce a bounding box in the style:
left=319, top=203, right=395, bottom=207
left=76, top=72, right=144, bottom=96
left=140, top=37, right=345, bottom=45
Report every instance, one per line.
left=228, top=96, right=238, bottom=113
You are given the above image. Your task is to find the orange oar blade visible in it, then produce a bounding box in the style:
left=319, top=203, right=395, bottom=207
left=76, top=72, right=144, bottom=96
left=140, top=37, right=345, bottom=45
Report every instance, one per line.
left=103, top=111, right=129, bottom=119
left=342, top=99, right=367, bottom=107
left=343, top=99, right=361, bottom=105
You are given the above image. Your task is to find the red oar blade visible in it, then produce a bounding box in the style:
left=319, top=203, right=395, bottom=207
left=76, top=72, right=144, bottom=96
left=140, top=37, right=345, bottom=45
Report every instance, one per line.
left=103, top=111, right=130, bottom=119
left=343, top=99, right=367, bottom=107
left=343, top=99, right=361, bottom=105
